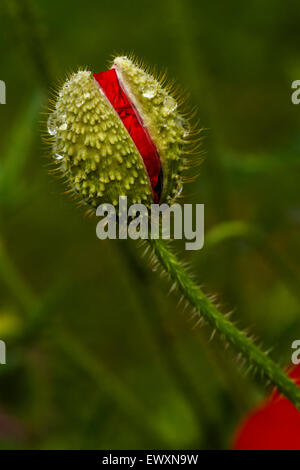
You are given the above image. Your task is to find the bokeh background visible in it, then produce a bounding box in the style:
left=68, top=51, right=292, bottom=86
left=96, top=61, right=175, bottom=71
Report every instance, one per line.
left=0, top=0, right=300, bottom=449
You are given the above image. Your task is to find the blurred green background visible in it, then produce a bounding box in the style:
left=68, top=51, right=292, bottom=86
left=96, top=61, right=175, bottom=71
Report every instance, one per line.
left=0, top=0, right=300, bottom=449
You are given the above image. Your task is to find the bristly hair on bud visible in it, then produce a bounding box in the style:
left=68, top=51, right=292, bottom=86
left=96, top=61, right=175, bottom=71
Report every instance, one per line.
left=46, top=55, right=202, bottom=211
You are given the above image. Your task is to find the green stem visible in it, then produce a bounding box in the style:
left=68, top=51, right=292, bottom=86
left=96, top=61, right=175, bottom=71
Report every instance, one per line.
left=150, top=238, right=300, bottom=409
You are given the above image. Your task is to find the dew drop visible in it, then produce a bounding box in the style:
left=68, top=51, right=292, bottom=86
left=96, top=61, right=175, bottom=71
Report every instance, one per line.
left=142, top=87, right=156, bottom=99
left=47, top=113, right=57, bottom=136
left=163, top=96, right=177, bottom=114
left=54, top=153, right=64, bottom=161
left=176, top=116, right=189, bottom=137
left=175, top=185, right=183, bottom=198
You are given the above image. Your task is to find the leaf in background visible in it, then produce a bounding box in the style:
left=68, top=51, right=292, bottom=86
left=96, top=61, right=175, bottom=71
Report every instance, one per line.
left=0, top=91, right=44, bottom=218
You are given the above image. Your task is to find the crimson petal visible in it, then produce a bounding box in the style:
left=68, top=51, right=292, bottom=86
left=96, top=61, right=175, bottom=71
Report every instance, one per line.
left=94, top=68, right=163, bottom=203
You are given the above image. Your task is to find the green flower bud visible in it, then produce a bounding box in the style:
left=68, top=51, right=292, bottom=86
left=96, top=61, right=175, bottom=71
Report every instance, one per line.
left=47, top=56, right=191, bottom=209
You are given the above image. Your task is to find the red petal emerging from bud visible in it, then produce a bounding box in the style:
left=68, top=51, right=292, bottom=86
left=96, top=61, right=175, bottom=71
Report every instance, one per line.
left=94, top=68, right=163, bottom=203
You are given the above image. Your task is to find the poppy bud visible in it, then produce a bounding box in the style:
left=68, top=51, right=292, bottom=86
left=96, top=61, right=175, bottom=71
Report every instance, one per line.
left=47, top=56, right=189, bottom=209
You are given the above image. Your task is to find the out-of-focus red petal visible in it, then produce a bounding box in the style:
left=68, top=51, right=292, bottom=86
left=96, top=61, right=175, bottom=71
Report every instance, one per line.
left=232, top=364, right=300, bottom=450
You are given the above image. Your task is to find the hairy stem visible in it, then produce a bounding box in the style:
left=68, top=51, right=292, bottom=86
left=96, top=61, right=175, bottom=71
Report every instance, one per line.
left=150, top=238, right=300, bottom=409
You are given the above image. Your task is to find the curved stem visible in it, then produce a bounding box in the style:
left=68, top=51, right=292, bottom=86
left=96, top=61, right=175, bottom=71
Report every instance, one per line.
left=150, top=238, right=300, bottom=409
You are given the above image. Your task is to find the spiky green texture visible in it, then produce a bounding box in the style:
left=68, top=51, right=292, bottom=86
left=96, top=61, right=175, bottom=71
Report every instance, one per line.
left=150, top=238, right=300, bottom=410
left=114, top=57, right=187, bottom=202
left=48, top=70, right=152, bottom=208
left=48, top=57, right=188, bottom=209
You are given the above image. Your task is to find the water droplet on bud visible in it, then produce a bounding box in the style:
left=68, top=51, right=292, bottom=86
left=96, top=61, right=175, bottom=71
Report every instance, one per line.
left=54, top=153, right=64, bottom=161
left=164, top=96, right=177, bottom=114
left=47, top=114, right=57, bottom=136
left=142, top=87, right=156, bottom=99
